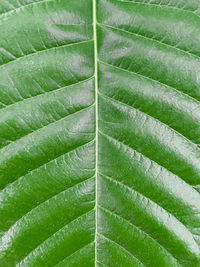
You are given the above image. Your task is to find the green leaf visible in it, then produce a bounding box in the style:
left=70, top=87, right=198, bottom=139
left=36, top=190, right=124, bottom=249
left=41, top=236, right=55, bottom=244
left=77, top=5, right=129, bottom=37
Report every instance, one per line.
left=0, top=0, right=200, bottom=266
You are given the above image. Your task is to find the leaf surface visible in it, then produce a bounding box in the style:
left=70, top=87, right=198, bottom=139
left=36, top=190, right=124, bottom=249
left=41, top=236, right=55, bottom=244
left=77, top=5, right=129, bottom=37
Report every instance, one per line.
left=0, top=0, right=200, bottom=266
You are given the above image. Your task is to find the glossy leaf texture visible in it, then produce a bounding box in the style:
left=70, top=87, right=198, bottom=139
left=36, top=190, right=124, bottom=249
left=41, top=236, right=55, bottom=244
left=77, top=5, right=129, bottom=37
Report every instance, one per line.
left=0, top=0, right=200, bottom=266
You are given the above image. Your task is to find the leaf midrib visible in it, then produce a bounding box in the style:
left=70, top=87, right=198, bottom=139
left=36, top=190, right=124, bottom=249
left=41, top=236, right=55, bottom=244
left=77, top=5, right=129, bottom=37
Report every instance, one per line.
left=93, top=0, right=98, bottom=265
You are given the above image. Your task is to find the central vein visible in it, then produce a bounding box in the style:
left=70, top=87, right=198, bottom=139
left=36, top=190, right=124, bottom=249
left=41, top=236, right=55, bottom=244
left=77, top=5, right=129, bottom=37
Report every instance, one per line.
left=93, top=0, right=98, bottom=265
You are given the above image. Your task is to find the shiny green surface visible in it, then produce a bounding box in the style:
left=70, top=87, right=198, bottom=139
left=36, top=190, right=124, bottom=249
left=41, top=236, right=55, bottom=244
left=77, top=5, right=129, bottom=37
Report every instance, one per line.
left=0, top=0, right=200, bottom=266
